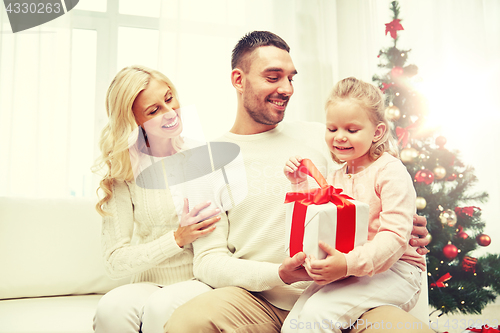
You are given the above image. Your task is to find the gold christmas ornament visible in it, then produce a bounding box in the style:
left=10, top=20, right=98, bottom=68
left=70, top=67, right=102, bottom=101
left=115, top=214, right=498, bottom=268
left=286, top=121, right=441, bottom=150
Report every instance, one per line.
left=425, top=233, right=432, bottom=243
left=400, top=147, right=419, bottom=163
left=385, top=105, right=401, bottom=121
left=440, top=209, right=457, bottom=227
left=433, top=165, right=447, bottom=180
left=416, top=197, right=427, bottom=210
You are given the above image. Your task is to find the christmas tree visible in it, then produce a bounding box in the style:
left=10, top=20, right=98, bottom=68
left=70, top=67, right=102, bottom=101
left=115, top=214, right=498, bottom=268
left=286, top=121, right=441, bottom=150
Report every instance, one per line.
left=373, top=1, right=500, bottom=315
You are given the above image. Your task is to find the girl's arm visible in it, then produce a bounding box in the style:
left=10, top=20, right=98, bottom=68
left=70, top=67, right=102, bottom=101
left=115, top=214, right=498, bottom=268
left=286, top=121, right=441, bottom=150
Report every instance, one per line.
left=343, top=159, right=416, bottom=277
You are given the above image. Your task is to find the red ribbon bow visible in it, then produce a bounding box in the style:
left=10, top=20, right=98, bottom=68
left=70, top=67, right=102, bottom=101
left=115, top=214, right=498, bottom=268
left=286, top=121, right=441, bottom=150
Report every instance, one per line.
left=467, top=326, right=500, bottom=333
left=430, top=272, right=452, bottom=288
left=284, top=159, right=356, bottom=256
left=385, top=19, right=404, bottom=39
left=381, top=82, right=395, bottom=93
left=396, top=123, right=418, bottom=147
left=455, top=206, right=481, bottom=217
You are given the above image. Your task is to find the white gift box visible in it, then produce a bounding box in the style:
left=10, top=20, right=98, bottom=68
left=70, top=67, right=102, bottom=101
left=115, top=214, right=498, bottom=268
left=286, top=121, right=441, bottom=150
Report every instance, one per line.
left=285, top=199, right=369, bottom=259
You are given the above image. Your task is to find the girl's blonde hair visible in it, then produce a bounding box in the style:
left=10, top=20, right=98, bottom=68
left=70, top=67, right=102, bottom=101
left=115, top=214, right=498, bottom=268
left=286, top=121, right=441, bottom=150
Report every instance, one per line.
left=325, top=77, right=399, bottom=164
left=92, top=65, right=183, bottom=216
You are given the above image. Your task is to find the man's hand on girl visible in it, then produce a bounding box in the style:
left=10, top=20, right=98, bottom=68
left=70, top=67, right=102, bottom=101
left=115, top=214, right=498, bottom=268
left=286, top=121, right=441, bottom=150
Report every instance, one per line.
left=410, top=214, right=430, bottom=255
left=304, top=241, right=347, bottom=285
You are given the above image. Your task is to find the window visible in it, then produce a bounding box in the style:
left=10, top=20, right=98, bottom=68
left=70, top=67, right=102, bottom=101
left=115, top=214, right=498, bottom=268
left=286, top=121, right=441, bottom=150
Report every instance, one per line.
left=0, top=0, right=247, bottom=198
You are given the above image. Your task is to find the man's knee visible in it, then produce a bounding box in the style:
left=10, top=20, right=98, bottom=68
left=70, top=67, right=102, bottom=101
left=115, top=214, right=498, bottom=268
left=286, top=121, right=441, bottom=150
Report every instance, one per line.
left=164, top=291, right=219, bottom=333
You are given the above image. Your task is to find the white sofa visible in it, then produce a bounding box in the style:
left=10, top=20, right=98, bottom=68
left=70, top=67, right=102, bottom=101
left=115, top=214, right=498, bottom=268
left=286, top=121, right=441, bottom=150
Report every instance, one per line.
left=0, top=197, right=128, bottom=333
left=0, top=196, right=429, bottom=333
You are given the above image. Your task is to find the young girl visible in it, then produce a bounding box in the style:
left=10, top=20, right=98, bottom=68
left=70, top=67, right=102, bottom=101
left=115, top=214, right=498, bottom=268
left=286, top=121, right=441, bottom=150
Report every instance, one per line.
left=282, top=77, right=426, bottom=333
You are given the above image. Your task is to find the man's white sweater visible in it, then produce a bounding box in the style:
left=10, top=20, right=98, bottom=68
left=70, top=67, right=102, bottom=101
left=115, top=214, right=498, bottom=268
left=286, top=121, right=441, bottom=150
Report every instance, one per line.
left=192, top=121, right=333, bottom=310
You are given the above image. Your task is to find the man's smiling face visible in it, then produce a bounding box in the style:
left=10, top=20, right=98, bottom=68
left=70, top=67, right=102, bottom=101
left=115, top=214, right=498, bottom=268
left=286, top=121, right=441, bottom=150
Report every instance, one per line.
left=241, top=46, right=297, bottom=126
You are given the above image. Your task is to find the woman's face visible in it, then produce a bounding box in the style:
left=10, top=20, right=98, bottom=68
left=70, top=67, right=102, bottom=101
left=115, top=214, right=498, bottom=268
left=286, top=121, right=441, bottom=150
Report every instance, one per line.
left=132, top=78, right=182, bottom=141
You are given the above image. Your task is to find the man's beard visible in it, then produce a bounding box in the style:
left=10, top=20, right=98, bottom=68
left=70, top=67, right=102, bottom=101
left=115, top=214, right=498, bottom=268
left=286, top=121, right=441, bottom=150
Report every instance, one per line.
left=243, top=83, right=288, bottom=126
left=245, top=106, right=284, bottom=125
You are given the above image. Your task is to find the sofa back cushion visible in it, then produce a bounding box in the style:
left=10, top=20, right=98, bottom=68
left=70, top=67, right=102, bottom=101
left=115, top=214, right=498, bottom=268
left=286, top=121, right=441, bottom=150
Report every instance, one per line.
left=0, top=197, right=128, bottom=299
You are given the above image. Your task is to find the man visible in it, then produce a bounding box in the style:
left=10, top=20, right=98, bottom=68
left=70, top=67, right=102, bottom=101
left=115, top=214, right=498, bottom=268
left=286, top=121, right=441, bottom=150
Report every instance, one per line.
left=165, top=31, right=431, bottom=333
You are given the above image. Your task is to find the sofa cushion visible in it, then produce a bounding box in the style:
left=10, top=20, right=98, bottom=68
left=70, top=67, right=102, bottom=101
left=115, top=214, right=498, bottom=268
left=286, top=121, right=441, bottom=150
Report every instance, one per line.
left=0, top=197, right=128, bottom=300
left=0, top=294, right=102, bottom=333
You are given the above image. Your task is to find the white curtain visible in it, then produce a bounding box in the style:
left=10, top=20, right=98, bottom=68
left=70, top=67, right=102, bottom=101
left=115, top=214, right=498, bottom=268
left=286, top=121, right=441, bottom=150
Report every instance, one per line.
left=0, top=11, right=75, bottom=197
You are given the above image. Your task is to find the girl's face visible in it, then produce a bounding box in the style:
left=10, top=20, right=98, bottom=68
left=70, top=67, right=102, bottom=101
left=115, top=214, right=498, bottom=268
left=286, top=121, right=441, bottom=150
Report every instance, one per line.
left=132, top=78, right=182, bottom=142
left=325, top=99, right=385, bottom=170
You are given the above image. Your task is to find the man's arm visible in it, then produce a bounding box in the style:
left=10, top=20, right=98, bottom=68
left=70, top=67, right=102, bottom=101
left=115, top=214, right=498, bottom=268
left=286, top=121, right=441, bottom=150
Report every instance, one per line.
left=191, top=211, right=285, bottom=291
left=411, top=215, right=430, bottom=255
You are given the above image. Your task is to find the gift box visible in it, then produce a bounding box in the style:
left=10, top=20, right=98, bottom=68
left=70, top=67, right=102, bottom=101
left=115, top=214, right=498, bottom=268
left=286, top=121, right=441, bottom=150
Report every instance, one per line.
left=284, top=159, right=369, bottom=259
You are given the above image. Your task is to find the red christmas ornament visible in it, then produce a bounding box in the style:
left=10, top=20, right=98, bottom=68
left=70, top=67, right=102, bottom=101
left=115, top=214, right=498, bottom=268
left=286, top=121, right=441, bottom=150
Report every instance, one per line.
left=415, top=169, right=434, bottom=185
left=456, top=231, right=469, bottom=239
left=385, top=19, right=404, bottom=39
left=462, top=256, right=477, bottom=273
left=443, top=244, right=458, bottom=259
left=447, top=173, right=457, bottom=181
left=435, top=135, right=447, bottom=148
left=477, top=234, right=491, bottom=247
left=391, top=66, right=404, bottom=78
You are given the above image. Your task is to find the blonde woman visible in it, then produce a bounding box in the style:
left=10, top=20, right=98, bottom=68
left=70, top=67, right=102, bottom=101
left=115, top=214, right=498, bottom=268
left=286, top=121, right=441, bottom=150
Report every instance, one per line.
left=92, top=65, right=220, bottom=333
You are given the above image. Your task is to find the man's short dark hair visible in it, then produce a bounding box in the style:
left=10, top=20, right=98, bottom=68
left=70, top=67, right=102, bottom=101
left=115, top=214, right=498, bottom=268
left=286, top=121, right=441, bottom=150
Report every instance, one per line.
left=231, top=31, right=290, bottom=72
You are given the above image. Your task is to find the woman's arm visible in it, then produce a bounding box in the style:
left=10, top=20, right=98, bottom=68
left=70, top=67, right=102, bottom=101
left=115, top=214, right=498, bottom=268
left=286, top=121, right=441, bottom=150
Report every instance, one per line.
left=100, top=180, right=185, bottom=279
left=101, top=180, right=220, bottom=279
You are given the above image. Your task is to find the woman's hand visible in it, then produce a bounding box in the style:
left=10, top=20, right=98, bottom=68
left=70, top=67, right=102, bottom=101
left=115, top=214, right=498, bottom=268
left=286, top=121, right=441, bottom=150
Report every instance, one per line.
left=174, top=199, right=221, bottom=248
left=284, top=155, right=307, bottom=184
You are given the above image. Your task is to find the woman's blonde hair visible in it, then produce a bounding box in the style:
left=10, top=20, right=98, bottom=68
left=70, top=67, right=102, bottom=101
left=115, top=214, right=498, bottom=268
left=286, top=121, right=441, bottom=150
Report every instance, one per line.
left=325, top=77, right=399, bottom=164
left=92, top=65, right=182, bottom=216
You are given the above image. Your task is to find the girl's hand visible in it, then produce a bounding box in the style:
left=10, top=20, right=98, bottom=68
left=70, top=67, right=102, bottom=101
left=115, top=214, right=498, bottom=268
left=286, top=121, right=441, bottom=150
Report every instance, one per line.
left=304, top=241, right=347, bottom=285
left=174, top=199, right=221, bottom=248
left=284, top=155, right=307, bottom=184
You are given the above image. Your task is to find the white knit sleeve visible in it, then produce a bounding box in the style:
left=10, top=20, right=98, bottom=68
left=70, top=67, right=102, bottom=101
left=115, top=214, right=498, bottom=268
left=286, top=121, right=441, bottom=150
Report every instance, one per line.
left=192, top=211, right=284, bottom=291
left=100, top=180, right=184, bottom=279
